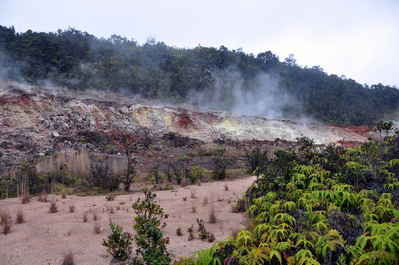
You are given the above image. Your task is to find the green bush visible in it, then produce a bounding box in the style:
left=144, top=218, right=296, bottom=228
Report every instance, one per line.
left=131, top=189, right=171, bottom=265
left=102, top=221, right=133, bottom=260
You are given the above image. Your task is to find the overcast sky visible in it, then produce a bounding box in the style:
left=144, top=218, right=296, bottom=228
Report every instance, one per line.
left=1, top=0, right=398, bottom=87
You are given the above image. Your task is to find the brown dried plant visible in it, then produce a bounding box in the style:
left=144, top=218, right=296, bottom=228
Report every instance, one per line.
left=209, top=205, right=217, bottom=223
left=49, top=198, right=58, bottom=213
left=83, top=212, right=88, bottom=223
left=15, top=207, right=25, bottom=223
left=21, top=192, right=30, bottom=204
left=1, top=209, right=11, bottom=234
left=93, top=222, right=101, bottom=234
left=62, top=251, right=74, bottom=265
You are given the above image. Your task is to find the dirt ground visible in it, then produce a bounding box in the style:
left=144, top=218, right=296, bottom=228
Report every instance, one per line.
left=0, top=176, right=256, bottom=265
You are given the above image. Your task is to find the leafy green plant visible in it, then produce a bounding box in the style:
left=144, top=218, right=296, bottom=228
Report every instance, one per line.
left=102, top=220, right=133, bottom=260
left=131, top=188, right=171, bottom=265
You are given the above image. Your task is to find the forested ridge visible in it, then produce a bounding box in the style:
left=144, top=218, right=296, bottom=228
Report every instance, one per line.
left=1, top=25, right=398, bottom=126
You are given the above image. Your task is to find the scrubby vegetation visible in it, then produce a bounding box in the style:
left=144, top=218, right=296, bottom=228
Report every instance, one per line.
left=182, top=133, right=399, bottom=265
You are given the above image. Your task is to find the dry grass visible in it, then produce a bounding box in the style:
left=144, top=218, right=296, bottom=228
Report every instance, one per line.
left=83, top=212, right=88, bottom=223
left=230, top=227, right=240, bottom=239
left=62, top=251, right=74, bottom=265
left=224, top=183, right=229, bottom=191
left=109, top=206, right=114, bottom=214
left=61, top=190, right=67, bottom=199
left=190, top=189, right=196, bottom=198
left=15, top=207, right=25, bottom=223
left=209, top=205, right=217, bottom=223
left=203, top=197, right=209, bottom=206
left=191, top=205, right=197, bottom=213
left=38, top=194, right=48, bottom=202
left=93, top=222, right=101, bottom=234
left=92, top=212, right=98, bottom=221
left=21, top=192, right=30, bottom=204
left=197, top=179, right=201, bottom=186
left=1, top=209, right=12, bottom=234
left=69, top=205, right=75, bottom=213
left=181, top=178, right=187, bottom=187
left=49, top=198, right=58, bottom=213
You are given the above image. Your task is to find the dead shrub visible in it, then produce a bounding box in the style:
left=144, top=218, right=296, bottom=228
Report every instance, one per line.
left=190, top=189, right=196, bottom=198
left=83, top=212, right=88, bottom=223
left=191, top=205, right=197, bottom=213
left=209, top=205, right=217, bottom=223
left=181, top=178, right=187, bottom=187
left=230, top=227, right=240, bottom=239
left=21, top=192, right=30, bottom=204
left=203, top=197, right=209, bottom=206
left=93, top=222, right=101, bottom=234
left=1, top=209, right=11, bottom=234
left=224, top=183, right=229, bottom=191
left=93, top=212, right=98, bottom=221
left=49, top=198, right=58, bottom=213
left=38, top=194, right=48, bottom=202
left=69, top=205, right=75, bottom=213
left=61, top=190, right=67, bottom=199
left=16, top=207, right=25, bottom=223
left=62, top=251, right=74, bottom=265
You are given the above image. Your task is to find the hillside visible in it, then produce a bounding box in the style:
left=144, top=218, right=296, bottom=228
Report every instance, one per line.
left=1, top=26, right=399, bottom=126
left=0, top=81, right=371, bottom=173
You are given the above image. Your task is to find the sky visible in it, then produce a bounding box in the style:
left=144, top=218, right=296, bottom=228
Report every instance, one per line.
left=1, top=0, right=398, bottom=87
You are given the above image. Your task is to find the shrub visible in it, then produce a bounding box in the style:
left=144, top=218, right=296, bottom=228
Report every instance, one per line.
left=189, top=167, right=204, bottom=184
left=131, top=188, right=171, bottom=265
left=0, top=209, right=11, bottom=234
left=209, top=205, right=217, bottom=223
left=93, top=222, right=101, bottom=234
left=69, top=205, right=75, bottom=213
left=16, top=207, right=25, bottom=223
left=102, top=220, right=133, bottom=260
left=83, top=212, right=88, bottom=223
left=21, top=192, right=30, bottom=204
left=244, top=146, right=269, bottom=175
left=49, top=199, right=58, bottom=213
left=62, top=251, right=74, bottom=265
left=176, top=227, right=183, bottom=236
left=211, top=152, right=231, bottom=180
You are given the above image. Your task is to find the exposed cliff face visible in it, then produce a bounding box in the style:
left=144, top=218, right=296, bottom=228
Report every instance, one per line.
left=0, top=81, right=371, bottom=170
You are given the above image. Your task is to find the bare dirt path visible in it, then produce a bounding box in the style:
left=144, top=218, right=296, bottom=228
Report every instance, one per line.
left=0, top=176, right=256, bottom=265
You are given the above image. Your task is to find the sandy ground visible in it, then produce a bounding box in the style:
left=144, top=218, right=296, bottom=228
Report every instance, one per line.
left=0, top=176, right=256, bottom=265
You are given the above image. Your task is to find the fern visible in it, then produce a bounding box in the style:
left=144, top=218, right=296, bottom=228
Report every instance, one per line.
left=355, top=250, right=398, bottom=265
left=236, top=230, right=254, bottom=248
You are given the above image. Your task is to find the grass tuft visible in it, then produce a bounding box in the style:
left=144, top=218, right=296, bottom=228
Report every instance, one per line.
left=83, top=212, right=88, bottom=223
left=49, top=198, right=58, bottom=213
left=21, top=192, right=30, bottom=204
left=209, top=205, right=217, bottom=223
left=93, top=222, right=101, bottom=234
left=69, top=205, right=75, bottom=213
left=0, top=209, right=12, bottom=234
left=15, top=207, right=25, bottom=223
left=62, top=251, right=74, bottom=265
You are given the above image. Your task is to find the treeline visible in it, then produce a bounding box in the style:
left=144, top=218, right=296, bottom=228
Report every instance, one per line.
left=0, top=25, right=398, bottom=125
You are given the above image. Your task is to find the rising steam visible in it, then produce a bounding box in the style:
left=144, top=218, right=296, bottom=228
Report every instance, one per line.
left=188, top=67, right=304, bottom=120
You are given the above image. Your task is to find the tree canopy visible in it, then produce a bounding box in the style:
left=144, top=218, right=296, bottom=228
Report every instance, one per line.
left=1, top=25, right=398, bottom=126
